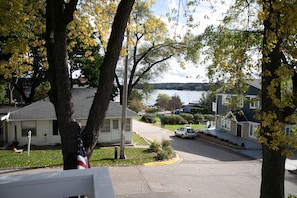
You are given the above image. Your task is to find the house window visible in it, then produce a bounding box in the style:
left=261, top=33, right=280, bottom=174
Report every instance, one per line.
left=21, top=121, right=36, bottom=136
left=125, top=119, right=131, bottom=131
left=53, top=120, right=59, bottom=136
left=222, top=94, right=231, bottom=105
left=284, top=126, right=292, bottom=136
left=113, top=120, right=119, bottom=130
left=249, top=123, right=259, bottom=138
left=222, top=94, right=243, bottom=108
left=101, top=120, right=110, bottom=132
left=249, top=96, right=260, bottom=109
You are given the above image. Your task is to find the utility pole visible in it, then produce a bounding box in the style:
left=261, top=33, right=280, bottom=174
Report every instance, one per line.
left=120, top=20, right=130, bottom=159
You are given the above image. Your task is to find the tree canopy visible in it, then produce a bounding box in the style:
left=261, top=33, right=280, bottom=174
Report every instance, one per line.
left=190, top=0, right=297, bottom=197
left=114, top=1, right=189, bottom=104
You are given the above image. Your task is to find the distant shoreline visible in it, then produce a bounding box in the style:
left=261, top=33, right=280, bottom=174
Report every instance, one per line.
left=142, top=89, right=206, bottom=105
left=148, top=83, right=211, bottom=91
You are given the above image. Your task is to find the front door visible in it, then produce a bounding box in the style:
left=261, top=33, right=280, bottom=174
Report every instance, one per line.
left=111, top=119, right=120, bottom=141
left=237, top=124, right=242, bottom=137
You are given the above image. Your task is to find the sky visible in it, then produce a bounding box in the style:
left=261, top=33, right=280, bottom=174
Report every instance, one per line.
left=150, top=0, right=231, bottom=83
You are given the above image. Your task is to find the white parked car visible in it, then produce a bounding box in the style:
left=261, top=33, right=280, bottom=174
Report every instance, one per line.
left=174, top=126, right=196, bottom=139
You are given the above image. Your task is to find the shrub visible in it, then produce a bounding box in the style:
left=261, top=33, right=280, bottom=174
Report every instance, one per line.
left=288, top=195, right=297, bottom=198
left=157, top=146, right=174, bottom=160
left=151, top=139, right=174, bottom=160
left=149, top=140, right=161, bottom=152
left=204, top=114, right=215, bottom=121
left=190, top=107, right=204, bottom=114
left=162, top=114, right=187, bottom=125
left=179, top=113, right=194, bottom=123
left=141, top=113, right=157, bottom=123
left=162, top=139, right=170, bottom=147
left=146, top=107, right=158, bottom=114
left=194, top=113, right=204, bottom=123
left=159, top=140, right=174, bottom=160
left=128, top=99, right=145, bottom=113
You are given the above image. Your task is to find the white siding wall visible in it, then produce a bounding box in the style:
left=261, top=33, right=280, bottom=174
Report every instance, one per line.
left=6, top=118, right=133, bottom=146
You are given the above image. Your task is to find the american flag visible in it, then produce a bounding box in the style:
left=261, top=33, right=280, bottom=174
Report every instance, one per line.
left=77, top=131, right=90, bottom=169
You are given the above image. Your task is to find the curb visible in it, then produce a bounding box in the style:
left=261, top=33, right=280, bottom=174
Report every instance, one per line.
left=143, top=154, right=180, bottom=166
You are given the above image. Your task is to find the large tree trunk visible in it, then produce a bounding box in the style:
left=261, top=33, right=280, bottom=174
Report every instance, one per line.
left=261, top=146, right=286, bottom=198
left=260, top=2, right=285, bottom=196
left=82, top=0, right=135, bottom=157
left=46, top=0, right=78, bottom=170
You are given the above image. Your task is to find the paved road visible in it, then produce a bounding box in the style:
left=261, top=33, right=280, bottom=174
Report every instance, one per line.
left=1, top=120, right=297, bottom=197
left=131, top=120, right=297, bottom=198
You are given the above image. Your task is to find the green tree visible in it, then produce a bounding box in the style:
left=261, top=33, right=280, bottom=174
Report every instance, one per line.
left=0, top=0, right=100, bottom=104
left=45, top=0, right=136, bottom=169
left=0, top=0, right=47, bottom=103
left=193, top=0, right=297, bottom=197
left=0, top=81, right=8, bottom=104
left=198, top=92, right=216, bottom=114
left=167, top=95, right=182, bottom=112
left=81, top=0, right=136, bottom=158
left=258, top=0, right=297, bottom=197
left=1, top=0, right=136, bottom=169
left=155, top=93, right=169, bottom=110
left=128, top=90, right=145, bottom=113
left=114, top=1, right=189, bottom=104
left=67, top=10, right=100, bottom=87
left=46, top=0, right=80, bottom=170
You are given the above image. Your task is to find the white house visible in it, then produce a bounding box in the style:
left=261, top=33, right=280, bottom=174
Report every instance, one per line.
left=1, top=88, right=137, bottom=146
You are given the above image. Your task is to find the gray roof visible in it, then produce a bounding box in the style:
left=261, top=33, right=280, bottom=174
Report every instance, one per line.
left=0, top=105, right=23, bottom=116
left=247, top=79, right=261, bottom=90
left=7, top=88, right=137, bottom=121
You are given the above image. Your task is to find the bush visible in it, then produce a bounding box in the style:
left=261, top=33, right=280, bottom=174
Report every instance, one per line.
left=161, top=114, right=187, bottom=125
left=204, top=114, right=215, bottom=121
left=190, top=107, right=205, bottom=114
left=162, top=139, right=171, bottom=147
left=288, top=195, right=297, bottom=198
left=146, top=107, right=158, bottom=114
left=157, top=146, right=174, bottom=160
left=152, top=139, right=174, bottom=160
left=149, top=140, right=161, bottom=152
left=141, top=113, right=157, bottom=123
left=194, top=113, right=204, bottom=123
left=179, top=113, right=194, bottom=123
left=128, top=100, right=145, bottom=113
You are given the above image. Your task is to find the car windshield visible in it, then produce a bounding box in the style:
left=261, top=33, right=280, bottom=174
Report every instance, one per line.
left=186, top=128, right=194, bottom=133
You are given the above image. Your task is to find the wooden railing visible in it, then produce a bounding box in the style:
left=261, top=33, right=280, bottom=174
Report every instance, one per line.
left=0, top=167, right=115, bottom=198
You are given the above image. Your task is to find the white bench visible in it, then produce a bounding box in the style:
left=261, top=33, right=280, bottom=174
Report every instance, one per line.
left=0, top=167, right=115, bottom=198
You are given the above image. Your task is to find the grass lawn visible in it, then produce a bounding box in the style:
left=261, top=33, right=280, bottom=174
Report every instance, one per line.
left=1, top=122, right=206, bottom=169
left=162, top=124, right=205, bottom=131
left=0, top=132, right=152, bottom=169
left=149, top=115, right=207, bottom=131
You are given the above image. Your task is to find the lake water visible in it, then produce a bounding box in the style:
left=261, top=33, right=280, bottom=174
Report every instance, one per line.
left=143, top=89, right=207, bottom=106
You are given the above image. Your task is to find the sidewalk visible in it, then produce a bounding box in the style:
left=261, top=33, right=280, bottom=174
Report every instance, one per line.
left=200, top=127, right=297, bottom=171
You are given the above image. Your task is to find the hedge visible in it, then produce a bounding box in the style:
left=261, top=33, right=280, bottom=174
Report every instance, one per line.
left=141, top=113, right=157, bottom=123
left=161, top=114, right=187, bottom=125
